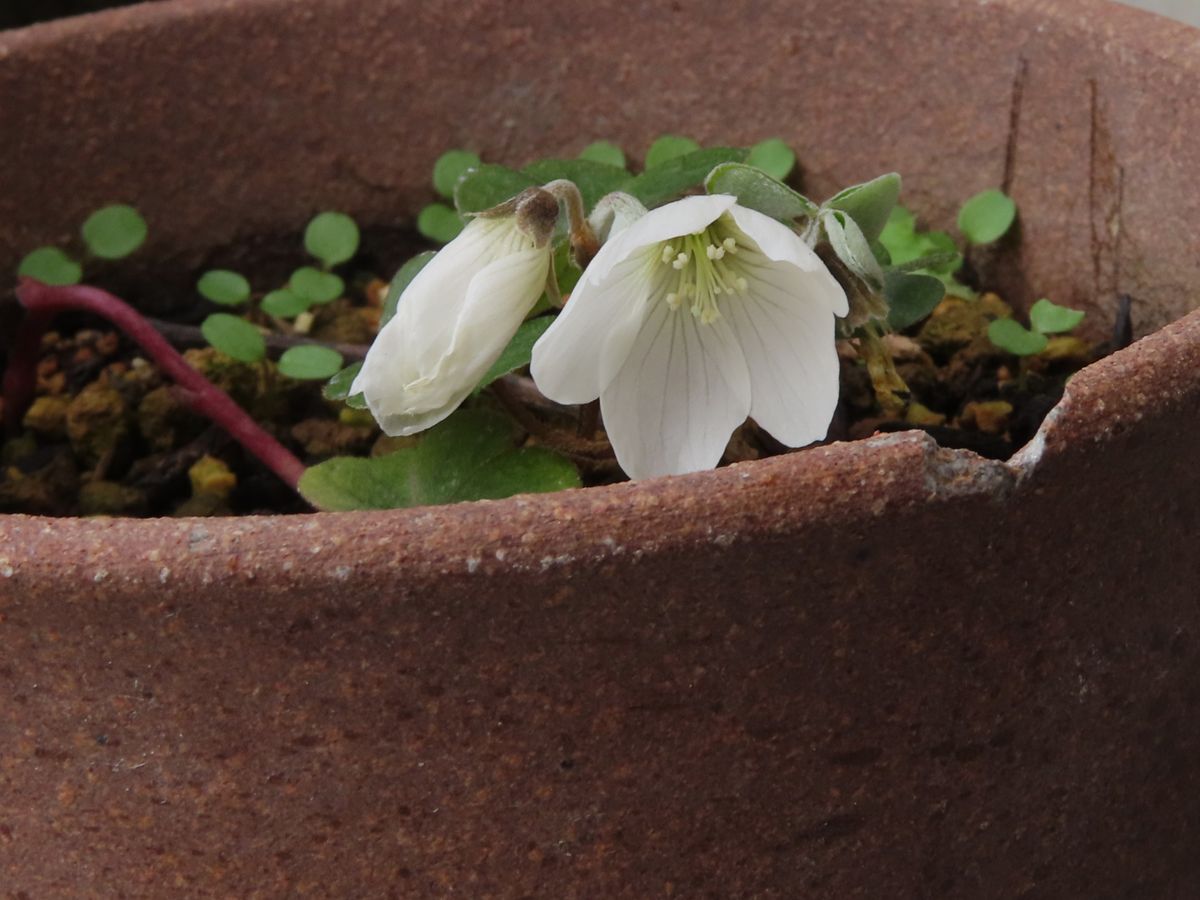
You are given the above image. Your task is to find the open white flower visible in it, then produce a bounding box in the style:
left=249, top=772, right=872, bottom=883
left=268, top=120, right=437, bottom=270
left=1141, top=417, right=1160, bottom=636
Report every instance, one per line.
left=531, top=193, right=848, bottom=479
left=352, top=190, right=557, bottom=436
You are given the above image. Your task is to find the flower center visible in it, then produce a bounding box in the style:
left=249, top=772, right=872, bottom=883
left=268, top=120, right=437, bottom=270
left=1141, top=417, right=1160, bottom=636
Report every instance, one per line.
left=657, top=220, right=749, bottom=325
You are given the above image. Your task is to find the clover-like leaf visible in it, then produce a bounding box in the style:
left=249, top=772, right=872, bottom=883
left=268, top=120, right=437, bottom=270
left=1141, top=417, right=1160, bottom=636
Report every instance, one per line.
left=823, top=210, right=884, bottom=290
left=260, top=288, right=311, bottom=318
left=885, top=270, right=946, bottom=331
left=644, top=135, right=701, bottom=169
left=323, top=361, right=367, bottom=409
left=298, top=408, right=580, bottom=511
left=1029, top=298, right=1085, bottom=335
left=824, top=173, right=901, bottom=243
left=745, top=137, right=796, bottom=181
left=958, top=188, right=1016, bottom=245
left=988, top=317, right=1048, bottom=356
left=476, top=317, right=554, bottom=392
left=17, top=247, right=82, bottom=286
left=197, top=269, right=251, bottom=306
left=522, top=159, right=630, bottom=211
left=201, top=313, right=266, bottom=363
left=290, top=266, right=344, bottom=304
left=433, top=149, right=483, bottom=198
left=417, top=204, right=465, bottom=243
left=277, top=345, right=345, bottom=381
left=625, top=147, right=749, bottom=208
left=578, top=140, right=626, bottom=168
left=304, top=211, right=360, bottom=268
left=704, top=162, right=817, bottom=222
left=381, top=250, right=437, bottom=328
left=81, top=204, right=148, bottom=259
left=453, top=164, right=537, bottom=214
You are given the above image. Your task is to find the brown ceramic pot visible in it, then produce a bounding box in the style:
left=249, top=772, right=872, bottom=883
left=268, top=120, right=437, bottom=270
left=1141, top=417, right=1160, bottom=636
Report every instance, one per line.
left=2, top=0, right=1200, bottom=896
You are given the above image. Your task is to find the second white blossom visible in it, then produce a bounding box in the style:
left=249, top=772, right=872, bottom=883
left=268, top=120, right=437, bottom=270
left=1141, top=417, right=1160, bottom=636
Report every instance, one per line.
left=531, top=193, right=848, bottom=479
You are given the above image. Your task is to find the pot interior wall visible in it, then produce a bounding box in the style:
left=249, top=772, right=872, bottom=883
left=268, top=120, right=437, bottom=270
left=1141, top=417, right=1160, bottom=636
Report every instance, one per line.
left=1, top=0, right=1198, bottom=339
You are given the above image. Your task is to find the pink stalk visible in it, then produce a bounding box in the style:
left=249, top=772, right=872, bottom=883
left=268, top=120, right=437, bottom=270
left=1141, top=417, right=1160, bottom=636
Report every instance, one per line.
left=5, top=279, right=306, bottom=490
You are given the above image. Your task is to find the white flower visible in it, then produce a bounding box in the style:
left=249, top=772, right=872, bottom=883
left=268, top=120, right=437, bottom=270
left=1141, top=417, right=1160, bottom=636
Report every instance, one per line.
left=531, top=193, right=848, bottom=479
left=352, top=194, right=556, bottom=436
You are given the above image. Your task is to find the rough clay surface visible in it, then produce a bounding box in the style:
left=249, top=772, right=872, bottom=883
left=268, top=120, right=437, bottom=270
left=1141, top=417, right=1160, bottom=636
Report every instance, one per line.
left=2, top=0, right=1200, bottom=897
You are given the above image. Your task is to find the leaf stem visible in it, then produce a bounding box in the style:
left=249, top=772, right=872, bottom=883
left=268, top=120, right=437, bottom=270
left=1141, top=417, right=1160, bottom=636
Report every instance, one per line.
left=543, top=179, right=600, bottom=269
left=6, top=279, right=306, bottom=490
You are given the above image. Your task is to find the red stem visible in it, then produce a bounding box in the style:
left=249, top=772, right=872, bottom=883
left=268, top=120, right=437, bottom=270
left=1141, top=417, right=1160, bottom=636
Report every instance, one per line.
left=5, top=279, right=306, bottom=491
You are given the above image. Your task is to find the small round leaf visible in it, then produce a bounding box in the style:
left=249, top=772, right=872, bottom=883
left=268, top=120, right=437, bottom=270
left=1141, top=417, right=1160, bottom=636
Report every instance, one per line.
left=433, top=149, right=482, bottom=198
left=1028, top=298, right=1085, bottom=335
left=987, top=317, right=1048, bottom=356
left=17, top=247, right=82, bottom=286
left=304, top=211, right=360, bottom=268
left=277, top=345, right=345, bottom=381
left=290, top=266, right=344, bottom=304
left=260, top=288, right=311, bottom=318
left=417, top=203, right=465, bottom=243
left=958, top=189, right=1017, bottom=245
left=201, top=313, right=266, bottom=362
left=645, top=135, right=701, bottom=169
left=578, top=140, right=626, bottom=168
left=197, top=269, right=251, bottom=306
left=81, top=205, right=148, bottom=259
left=746, top=138, right=796, bottom=181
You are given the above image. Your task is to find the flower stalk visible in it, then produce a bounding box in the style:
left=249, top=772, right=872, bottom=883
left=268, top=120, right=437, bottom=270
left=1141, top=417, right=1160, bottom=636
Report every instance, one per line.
left=5, top=279, right=306, bottom=490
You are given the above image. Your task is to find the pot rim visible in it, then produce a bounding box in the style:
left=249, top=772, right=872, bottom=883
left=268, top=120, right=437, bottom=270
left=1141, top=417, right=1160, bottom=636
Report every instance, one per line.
left=1, top=0, right=1198, bottom=543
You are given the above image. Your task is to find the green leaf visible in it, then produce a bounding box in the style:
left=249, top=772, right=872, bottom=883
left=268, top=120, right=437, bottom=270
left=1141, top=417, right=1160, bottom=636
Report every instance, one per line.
left=1029, top=298, right=1085, bottom=335
left=745, top=137, right=796, bottom=181
left=417, top=204, right=465, bottom=243
left=521, top=159, right=630, bottom=211
left=277, top=345, right=345, bottom=380
left=958, top=188, right=1016, bottom=244
left=17, top=247, right=82, bottom=286
left=304, top=211, right=360, bottom=267
left=885, top=271, right=946, bottom=331
left=453, top=164, right=537, bottom=214
left=824, top=173, right=901, bottom=243
left=578, top=140, right=625, bottom=168
left=644, top=135, right=701, bottom=169
left=823, top=210, right=883, bottom=290
left=201, top=313, right=266, bottom=363
left=260, top=288, right=311, bottom=318
left=988, top=318, right=1048, bottom=356
left=704, top=162, right=817, bottom=221
left=382, top=250, right=437, bottom=327
left=476, top=317, right=554, bottom=391
left=625, top=147, right=749, bottom=208
left=552, top=241, right=581, bottom=297
left=196, top=269, right=251, bottom=306
left=433, top=149, right=482, bottom=198
left=298, top=408, right=580, bottom=511
left=81, top=204, right=148, bottom=259
left=880, top=206, right=964, bottom=285
left=323, top=362, right=367, bottom=409
left=290, top=266, right=344, bottom=304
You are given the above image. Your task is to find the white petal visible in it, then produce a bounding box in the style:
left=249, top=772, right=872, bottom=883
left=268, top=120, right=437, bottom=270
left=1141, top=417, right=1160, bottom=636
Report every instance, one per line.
left=724, top=261, right=842, bottom=447
left=585, top=194, right=737, bottom=284
left=531, top=246, right=660, bottom=404
left=599, top=303, right=751, bottom=480
left=355, top=242, right=549, bottom=436
left=727, top=205, right=849, bottom=317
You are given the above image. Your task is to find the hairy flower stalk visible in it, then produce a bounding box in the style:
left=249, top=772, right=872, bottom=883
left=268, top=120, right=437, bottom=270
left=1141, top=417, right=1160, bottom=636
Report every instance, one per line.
left=352, top=187, right=558, bottom=435
left=532, top=194, right=848, bottom=479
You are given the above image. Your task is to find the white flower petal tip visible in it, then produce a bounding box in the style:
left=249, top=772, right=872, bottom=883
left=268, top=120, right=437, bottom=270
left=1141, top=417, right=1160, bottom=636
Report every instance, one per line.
left=531, top=196, right=844, bottom=479
left=354, top=216, right=552, bottom=436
